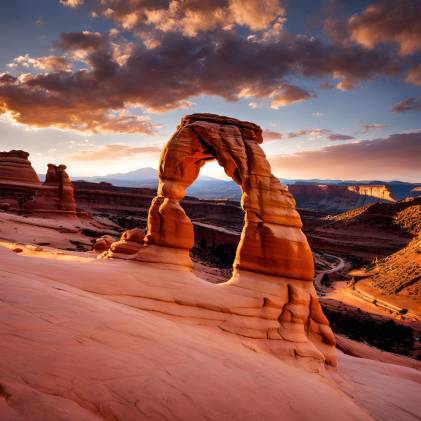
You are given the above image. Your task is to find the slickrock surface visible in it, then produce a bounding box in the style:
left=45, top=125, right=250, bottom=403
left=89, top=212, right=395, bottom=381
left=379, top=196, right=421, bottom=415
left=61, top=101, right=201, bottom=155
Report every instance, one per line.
left=103, top=114, right=336, bottom=366
left=0, top=242, right=420, bottom=421
left=0, top=150, right=41, bottom=185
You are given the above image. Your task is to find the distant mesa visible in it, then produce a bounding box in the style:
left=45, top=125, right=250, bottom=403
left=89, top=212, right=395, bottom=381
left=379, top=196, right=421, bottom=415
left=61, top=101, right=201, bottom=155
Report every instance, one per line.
left=288, top=184, right=397, bottom=213
left=101, top=113, right=337, bottom=366
left=0, top=150, right=77, bottom=216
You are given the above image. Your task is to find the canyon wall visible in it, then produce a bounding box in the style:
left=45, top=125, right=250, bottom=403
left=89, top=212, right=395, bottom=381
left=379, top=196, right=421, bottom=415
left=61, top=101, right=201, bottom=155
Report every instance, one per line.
left=289, top=184, right=396, bottom=213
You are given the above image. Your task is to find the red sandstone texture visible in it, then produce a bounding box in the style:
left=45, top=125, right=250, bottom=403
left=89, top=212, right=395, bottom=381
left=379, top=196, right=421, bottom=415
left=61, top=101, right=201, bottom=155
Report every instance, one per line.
left=32, top=164, right=77, bottom=213
left=0, top=150, right=41, bottom=185
left=103, top=113, right=336, bottom=366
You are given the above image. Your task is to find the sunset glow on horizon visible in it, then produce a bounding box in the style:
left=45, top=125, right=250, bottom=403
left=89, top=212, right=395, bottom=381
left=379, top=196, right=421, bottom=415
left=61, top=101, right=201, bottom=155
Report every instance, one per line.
left=0, top=0, right=420, bottom=181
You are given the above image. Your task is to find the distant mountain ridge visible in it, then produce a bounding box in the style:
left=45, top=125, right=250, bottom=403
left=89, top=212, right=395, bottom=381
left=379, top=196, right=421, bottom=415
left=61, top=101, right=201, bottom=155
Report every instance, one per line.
left=39, top=167, right=420, bottom=201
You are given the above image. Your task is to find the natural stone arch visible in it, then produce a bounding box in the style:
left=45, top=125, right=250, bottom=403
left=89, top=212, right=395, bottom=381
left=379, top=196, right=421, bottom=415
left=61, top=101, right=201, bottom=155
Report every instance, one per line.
left=103, top=114, right=336, bottom=366
left=144, top=113, right=314, bottom=281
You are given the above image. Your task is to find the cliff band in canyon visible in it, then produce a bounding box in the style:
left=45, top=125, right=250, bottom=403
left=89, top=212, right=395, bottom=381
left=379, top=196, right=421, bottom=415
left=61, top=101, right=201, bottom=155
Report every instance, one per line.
left=103, top=113, right=336, bottom=366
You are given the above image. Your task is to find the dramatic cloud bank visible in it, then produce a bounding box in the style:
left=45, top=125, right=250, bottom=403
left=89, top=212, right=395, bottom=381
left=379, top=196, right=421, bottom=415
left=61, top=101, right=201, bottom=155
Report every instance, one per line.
left=270, top=132, right=421, bottom=181
left=0, top=0, right=409, bottom=133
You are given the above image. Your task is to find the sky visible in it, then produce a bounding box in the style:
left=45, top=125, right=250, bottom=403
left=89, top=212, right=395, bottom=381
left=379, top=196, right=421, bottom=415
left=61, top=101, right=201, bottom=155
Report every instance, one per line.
left=0, top=0, right=420, bottom=181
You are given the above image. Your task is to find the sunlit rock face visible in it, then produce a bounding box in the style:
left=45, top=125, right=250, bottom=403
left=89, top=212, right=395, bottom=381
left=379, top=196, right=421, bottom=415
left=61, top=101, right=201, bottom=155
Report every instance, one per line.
left=0, top=150, right=42, bottom=209
left=288, top=184, right=396, bottom=213
left=0, top=150, right=41, bottom=185
left=103, top=114, right=336, bottom=366
left=26, top=164, right=77, bottom=213
left=0, top=151, right=77, bottom=215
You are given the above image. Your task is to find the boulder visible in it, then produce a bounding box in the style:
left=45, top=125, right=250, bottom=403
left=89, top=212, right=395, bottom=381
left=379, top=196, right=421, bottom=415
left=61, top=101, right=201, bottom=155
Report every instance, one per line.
left=93, top=235, right=115, bottom=252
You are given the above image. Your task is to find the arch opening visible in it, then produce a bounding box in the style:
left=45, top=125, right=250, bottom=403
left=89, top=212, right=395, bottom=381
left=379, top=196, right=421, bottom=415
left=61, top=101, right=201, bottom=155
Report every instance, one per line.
left=140, top=113, right=314, bottom=282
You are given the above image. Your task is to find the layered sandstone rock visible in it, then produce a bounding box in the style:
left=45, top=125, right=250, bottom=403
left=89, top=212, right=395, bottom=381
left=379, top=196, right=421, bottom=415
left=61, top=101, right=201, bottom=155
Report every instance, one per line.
left=93, top=235, right=116, bottom=252
left=0, top=150, right=41, bottom=209
left=0, top=150, right=41, bottom=185
left=109, top=227, right=145, bottom=255
left=28, top=164, right=77, bottom=213
left=0, top=151, right=77, bottom=215
left=288, top=184, right=396, bottom=213
left=103, top=113, right=336, bottom=366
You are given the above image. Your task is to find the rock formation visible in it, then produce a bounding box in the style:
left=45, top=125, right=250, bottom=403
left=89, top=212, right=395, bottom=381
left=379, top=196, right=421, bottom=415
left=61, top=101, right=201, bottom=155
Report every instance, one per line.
left=108, top=227, right=145, bottom=255
left=0, top=150, right=42, bottom=209
left=42, top=164, right=77, bottom=212
left=0, top=150, right=41, bottom=185
left=103, top=114, right=336, bottom=366
left=288, top=184, right=396, bottom=213
left=0, top=151, right=77, bottom=215
left=93, top=235, right=116, bottom=252
left=24, top=163, right=77, bottom=214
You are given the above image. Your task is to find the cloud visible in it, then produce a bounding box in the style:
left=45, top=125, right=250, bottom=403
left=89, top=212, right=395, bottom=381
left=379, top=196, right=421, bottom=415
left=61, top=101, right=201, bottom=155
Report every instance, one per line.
left=85, top=0, right=285, bottom=37
left=406, top=64, right=421, bottom=86
left=71, top=144, right=162, bottom=161
left=0, top=72, right=157, bottom=133
left=327, top=133, right=354, bottom=141
left=361, top=123, right=386, bottom=133
left=285, top=128, right=353, bottom=141
left=269, top=84, right=315, bottom=108
left=287, top=129, right=330, bottom=139
left=263, top=129, right=283, bottom=141
left=60, top=0, right=84, bottom=7
left=8, top=54, right=72, bottom=72
left=248, top=102, right=260, bottom=109
left=0, top=2, right=402, bottom=133
left=55, top=31, right=106, bottom=52
left=269, top=132, right=421, bottom=181
left=392, top=97, right=421, bottom=112
left=348, top=0, right=421, bottom=56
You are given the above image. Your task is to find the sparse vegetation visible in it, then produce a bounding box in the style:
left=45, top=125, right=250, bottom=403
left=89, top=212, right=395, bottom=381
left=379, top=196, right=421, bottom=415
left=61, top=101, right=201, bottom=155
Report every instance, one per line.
left=323, top=307, right=416, bottom=356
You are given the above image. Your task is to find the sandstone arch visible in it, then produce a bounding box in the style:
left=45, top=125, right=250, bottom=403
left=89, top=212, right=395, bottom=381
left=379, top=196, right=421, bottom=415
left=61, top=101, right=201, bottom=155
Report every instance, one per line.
left=104, top=114, right=336, bottom=366
left=149, top=113, right=313, bottom=279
